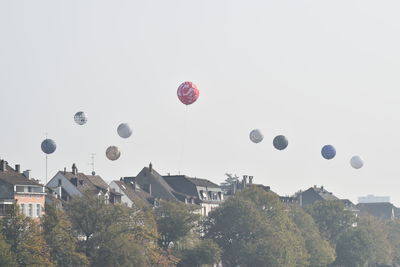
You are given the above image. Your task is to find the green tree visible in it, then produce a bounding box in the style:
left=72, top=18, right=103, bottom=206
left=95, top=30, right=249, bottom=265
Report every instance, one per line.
left=1, top=205, right=54, bottom=267
left=66, top=195, right=163, bottom=267
left=334, top=227, right=371, bottom=267
left=205, top=187, right=308, bottom=267
left=42, top=204, right=89, bottom=267
left=305, top=200, right=356, bottom=244
left=386, top=219, right=400, bottom=266
left=155, top=200, right=200, bottom=249
left=178, top=239, right=221, bottom=267
left=289, top=205, right=335, bottom=267
left=0, top=232, right=17, bottom=267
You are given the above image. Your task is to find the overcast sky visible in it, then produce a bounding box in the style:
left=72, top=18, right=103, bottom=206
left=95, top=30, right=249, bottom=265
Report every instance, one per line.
left=1, top=0, right=400, bottom=205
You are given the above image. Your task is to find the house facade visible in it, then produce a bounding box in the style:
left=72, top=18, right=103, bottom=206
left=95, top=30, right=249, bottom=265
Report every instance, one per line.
left=46, top=164, right=121, bottom=204
left=0, top=160, right=46, bottom=220
left=114, top=164, right=223, bottom=216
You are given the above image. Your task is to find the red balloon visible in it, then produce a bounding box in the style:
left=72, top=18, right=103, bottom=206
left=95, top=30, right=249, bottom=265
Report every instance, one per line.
left=177, top=81, right=200, bottom=105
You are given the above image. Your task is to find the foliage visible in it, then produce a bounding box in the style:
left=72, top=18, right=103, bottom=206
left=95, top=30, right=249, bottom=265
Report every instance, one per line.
left=305, top=200, right=356, bottom=244
left=289, top=205, right=335, bottom=267
left=224, top=173, right=239, bottom=185
left=205, top=187, right=308, bottom=267
left=0, top=232, right=17, bottom=267
left=42, top=204, right=89, bottom=267
left=66, top=194, right=168, bottom=267
left=177, top=239, right=221, bottom=267
left=155, top=200, right=200, bottom=249
left=1, top=204, right=54, bottom=267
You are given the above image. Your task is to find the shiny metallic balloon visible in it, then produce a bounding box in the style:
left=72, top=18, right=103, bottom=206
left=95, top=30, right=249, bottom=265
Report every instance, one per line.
left=321, top=145, right=336, bottom=160
left=117, top=123, right=132, bottom=139
left=41, top=139, right=57, bottom=154
left=249, top=129, right=264, bottom=144
left=350, top=156, right=364, bottom=169
left=273, top=135, right=288, bottom=150
left=74, top=111, right=88, bottom=125
left=106, top=146, right=121, bottom=161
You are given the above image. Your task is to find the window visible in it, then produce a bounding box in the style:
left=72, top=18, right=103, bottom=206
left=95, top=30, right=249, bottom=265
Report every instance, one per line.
left=36, top=204, right=41, bottom=217
left=20, top=204, right=25, bottom=215
left=28, top=204, right=33, bottom=217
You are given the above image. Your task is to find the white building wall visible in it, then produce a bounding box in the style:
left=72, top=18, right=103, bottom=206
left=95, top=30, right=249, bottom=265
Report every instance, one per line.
left=109, top=181, right=134, bottom=208
left=46, top=172, right=82, bottom=199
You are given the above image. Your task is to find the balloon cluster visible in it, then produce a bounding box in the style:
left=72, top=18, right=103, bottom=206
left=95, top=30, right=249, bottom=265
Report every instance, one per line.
left=40, top=111, right=134, bottom=161
left=40, top=81, right=364, bottom=170
left=249, top=129, right=364, bottom=169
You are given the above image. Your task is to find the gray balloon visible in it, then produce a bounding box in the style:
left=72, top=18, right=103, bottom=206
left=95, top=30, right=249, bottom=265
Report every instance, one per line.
left=106, top=146, right=121, bottom=161
left=273, top=135, right=288, bottom=150
left=41, top=139, right=57, bottom=154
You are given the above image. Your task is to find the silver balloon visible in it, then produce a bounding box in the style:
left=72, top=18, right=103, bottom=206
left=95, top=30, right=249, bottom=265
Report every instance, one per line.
left=74, top=111, right=88, bottom=125
left=117, top=123, right=132, bottom=139
left=350, top=156, right=364, bottom=169
left=41, top=139, right=57, bottom=154
left=106, top=146, right=121, bottom=161
left=273, top=135, right=288, bottom=150
left=249, top=129, right=263, bottom=144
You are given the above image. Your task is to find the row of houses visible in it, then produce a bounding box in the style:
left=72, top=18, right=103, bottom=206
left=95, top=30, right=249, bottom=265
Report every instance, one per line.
left=0, top=158, right=398, bottom=221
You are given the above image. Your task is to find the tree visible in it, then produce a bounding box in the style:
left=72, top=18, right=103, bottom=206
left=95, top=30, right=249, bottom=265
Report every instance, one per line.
left=42, top=204, right=89, bottom=267
left=178, top=239, right=221, bottom=267
left=333, top=215, right=393, bottom=267
left=224, top=173, right=239, bottom=185
left=289, top=205, right=335, bottom=267
left=386, top=219, right=400, bottom=266
left=66, top=194, right=166, bottom=267
left=1, top=204, right=54, bottom=267
left=0, top=232, right=17, bottom=267
left=305, top=200, right=356, bottom=244
left=155, top=200, right=200, bottom=249
left=205, top=187, right=308, bottom=267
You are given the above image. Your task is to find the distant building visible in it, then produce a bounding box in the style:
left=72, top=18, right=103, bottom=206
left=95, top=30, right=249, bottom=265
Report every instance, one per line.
left=356, top=202, right=399, bottom=220
left=115, top=163, right=223, bottom=216
left=296, top=185, right=338, bottom=206
left=46, top=164, right=122, bottom=204
left=109, top=179, right=153, bottom=208
left=358, top=195, right=391, bottom=203
left=163, top=175, right=222, bottom=216
left=0, top=159, right=46, bottom=220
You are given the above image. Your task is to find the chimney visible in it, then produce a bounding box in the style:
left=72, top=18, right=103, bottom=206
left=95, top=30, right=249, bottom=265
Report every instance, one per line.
left=0, top=160, right=6, bottom=171
left=233, top=181, right=237, bottom=194
left=143, top=184, right=152, bottom=195
left=72, top=164, right=78, bottom=175
left=243, top=175, right=248, bottom=185
left=15, top=164, right=20, bottom=173
left=249, top=176, right=253, bottom=184
left=149, top=162, right=153, bottom=173
left=23, top=170, right=30, bottom=179
left=63, top=167, right=66, bottom=174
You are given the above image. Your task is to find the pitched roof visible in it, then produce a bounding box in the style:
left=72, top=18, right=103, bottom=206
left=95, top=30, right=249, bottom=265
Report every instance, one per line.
left=61, top=171, right=109, bottom=194
left=134, top=167, right=179, bottom=201
left=0, top=164, right=42, bottom=186
left=163, top=175, right=221, bottom=198
left=307, top=186, right=339, bottom=201
left=113, top=180, right=151, bottom=206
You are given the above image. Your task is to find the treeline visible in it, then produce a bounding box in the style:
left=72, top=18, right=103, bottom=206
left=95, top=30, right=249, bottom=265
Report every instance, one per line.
left=0, top=187, right=400, bottom=267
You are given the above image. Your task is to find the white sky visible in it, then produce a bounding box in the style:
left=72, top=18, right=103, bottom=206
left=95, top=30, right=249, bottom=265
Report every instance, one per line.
left=1, top=0, right=400, bottom=205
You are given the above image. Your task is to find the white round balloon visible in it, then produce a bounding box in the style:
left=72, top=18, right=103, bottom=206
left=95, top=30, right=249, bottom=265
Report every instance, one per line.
left=106, top=146, right=121, bottom=161
left=249, top=129, right=264, bottom=144
left=117, top=123, right=132, bottom=139
left=350, top=156, right=364, bottom=169
left=74, top=111, right=88, bottom=125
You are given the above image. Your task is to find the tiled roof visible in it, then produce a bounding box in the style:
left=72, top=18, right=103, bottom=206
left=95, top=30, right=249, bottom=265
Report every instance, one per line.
left=134, top=167, right=179, bottom=201
left=113, top=180, right=151, bottom=206
left=61, top=171, right=110, bottom=194
left=310, top=187, right=338, bottom=201
left=0, top=164, right=42, bottom=186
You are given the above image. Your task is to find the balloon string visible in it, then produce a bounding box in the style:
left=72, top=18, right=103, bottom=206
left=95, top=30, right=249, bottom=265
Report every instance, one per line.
left=179, top=106, right=188, bottom=174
